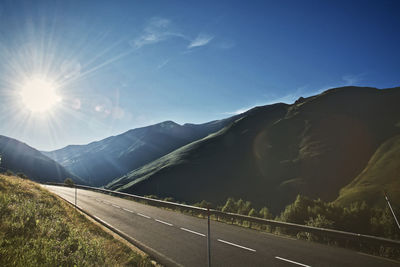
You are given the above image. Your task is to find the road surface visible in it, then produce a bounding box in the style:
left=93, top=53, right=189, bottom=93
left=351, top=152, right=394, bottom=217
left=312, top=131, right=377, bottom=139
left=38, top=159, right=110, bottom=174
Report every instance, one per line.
left=44, top=185, right=399, bottom=267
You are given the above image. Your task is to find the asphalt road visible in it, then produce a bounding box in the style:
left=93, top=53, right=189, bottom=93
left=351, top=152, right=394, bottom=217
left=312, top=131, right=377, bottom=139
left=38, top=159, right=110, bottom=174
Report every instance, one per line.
left=44, top=185, right=399, bottom=267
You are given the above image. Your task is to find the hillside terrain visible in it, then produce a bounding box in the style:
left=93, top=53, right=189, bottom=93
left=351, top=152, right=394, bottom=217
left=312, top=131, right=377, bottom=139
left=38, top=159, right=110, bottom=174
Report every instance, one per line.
left=0, top=174, right=152, bottom=266
left=0, top=135, right=81, bottom=184
left=107, top=86, right=400, bottom=212
left=44, top=117, right=237, bottom=186
left=335, top=134, right=400, bottom=206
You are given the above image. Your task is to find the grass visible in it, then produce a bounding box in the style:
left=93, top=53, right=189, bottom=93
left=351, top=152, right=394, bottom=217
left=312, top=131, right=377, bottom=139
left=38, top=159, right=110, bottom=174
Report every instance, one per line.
left=0, top=174, right=154, bottom=267
left=336, top=134, right=400, bottom=207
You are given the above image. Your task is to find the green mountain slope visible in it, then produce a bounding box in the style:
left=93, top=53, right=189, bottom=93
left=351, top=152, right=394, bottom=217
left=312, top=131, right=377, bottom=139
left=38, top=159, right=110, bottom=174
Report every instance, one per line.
left=0, top=135, right=82, bottom=184
left=107, top=86, right=400, bottom=212
left=45, top=118, right=237, bottom=186
left=335, top=134, right=400, bottom=207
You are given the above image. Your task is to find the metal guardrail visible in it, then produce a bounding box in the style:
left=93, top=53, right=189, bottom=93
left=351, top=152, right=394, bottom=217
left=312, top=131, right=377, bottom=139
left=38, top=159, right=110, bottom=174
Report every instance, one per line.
left=46, top=182, right=400, bottom=251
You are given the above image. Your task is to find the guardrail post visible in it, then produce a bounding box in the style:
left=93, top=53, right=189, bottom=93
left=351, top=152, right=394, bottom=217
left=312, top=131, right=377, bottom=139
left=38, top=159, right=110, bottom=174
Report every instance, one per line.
left=75, top=185, right=77, bottom=208
left=384, top=191, right=400, bottom=232
left=207, top=208, right=211, bottom=267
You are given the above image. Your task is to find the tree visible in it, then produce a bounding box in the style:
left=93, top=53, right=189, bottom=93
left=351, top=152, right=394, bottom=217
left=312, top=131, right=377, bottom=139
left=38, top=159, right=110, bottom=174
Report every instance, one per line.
left=64, top=178, right=74, bottom=186
left=195, top=200, right=212, bottom=209
left=222, top=198, right=237, bottom=213
left=237, top=199, right=252, bottom=215
left=17, top=172, right=28, bottom=179
left=248, top=208, right=258, bottom=217
left=259, top=207, right=272, bottom=219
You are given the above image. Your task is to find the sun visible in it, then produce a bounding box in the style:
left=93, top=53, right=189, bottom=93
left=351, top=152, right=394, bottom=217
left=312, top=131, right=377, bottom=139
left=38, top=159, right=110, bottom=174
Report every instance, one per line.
left=20, top=77, right=62, bottom=113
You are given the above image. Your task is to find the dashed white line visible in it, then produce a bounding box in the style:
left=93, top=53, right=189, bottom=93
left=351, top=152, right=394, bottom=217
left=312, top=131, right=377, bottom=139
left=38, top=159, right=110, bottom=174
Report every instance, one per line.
left=275, top=256, right=311, bottom=267
left=137, top=213, right=151, bottom=219
left=180, top=227, right=206, bottom=237
left=217, top=239, right=256, bottom=252
left=155, top=219, right=173, bottom=226
left=122, top=208, right=134, bottom=213
left=112, top=204, right=121, bottom=208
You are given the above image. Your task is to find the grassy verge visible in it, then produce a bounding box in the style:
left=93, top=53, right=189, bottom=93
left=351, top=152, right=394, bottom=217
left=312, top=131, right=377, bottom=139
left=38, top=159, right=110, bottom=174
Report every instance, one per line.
left=0, top=174, right=154, bottom=266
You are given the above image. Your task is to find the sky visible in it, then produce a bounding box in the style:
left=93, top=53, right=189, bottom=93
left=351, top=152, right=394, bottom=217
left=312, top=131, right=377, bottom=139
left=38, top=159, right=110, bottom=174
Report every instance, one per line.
left=0, top=0, right=399, bottom=151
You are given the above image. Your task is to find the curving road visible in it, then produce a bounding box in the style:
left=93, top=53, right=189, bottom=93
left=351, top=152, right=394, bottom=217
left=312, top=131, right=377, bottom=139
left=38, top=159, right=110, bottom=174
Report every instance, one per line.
left=43, top=185, right=399, bottom=267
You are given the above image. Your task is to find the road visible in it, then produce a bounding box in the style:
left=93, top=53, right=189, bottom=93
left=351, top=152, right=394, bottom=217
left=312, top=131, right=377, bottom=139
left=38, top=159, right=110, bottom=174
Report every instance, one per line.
left=44, top=185, right=399, bottom=267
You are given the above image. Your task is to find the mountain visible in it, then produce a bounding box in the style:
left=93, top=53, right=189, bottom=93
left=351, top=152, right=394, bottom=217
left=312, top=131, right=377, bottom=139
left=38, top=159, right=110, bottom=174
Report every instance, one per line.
left=335, top=134, right=400, bottom=206
left=0, top=135, right=81, bottom=184
left=44, top=117, right=238, bottom=186
left=106, top=86, right=400, bottom=213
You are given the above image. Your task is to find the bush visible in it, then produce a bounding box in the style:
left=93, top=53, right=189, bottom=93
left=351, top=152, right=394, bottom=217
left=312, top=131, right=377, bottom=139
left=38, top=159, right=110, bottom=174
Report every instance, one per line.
left=16, top=172, right=28, bottom=179
left=194, top=200, right=212, bottom=209
left=5, top=170, right=14, bottom=176
left=64, top=178, right=74, bottom=186
left=259, top=207, right=272, bottom=219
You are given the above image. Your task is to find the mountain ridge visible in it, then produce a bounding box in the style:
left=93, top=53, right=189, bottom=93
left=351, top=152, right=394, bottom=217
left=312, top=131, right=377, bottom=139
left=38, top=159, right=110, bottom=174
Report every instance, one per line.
left=106, top=86, right=400, bottom=212
left=0, top=135, right=82, bottom=184
left=44, top=116, right=239, bottom=186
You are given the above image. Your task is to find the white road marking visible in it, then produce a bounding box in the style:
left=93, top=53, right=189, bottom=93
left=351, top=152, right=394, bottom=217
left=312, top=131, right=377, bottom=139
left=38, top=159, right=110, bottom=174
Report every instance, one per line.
left=217, top=239, right=256, bottom=252
left=112, top=204, right=121, bottom=208
left=122, top=208, right=134, bottom=213
left=137, top=213, right=151, bottom=219
left=155, top=219, right=173, bottom=226
left=180, top=227, right=206, bottom=237
left=275, top=256, right=311, bottom=267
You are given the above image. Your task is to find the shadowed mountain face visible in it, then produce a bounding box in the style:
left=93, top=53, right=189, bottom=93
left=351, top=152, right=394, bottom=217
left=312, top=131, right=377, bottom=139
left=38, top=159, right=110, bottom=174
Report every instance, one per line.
left=44, top=118, right=238, bottom=186
left=0, top=135, right=81, bottom=184
left=335, top=134, right=400, bottom=207
left=107, top=86, right=400, bottom=213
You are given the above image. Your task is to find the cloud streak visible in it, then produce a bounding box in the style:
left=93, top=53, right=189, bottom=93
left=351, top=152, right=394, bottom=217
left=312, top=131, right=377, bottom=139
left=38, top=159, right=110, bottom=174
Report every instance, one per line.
left=342, top=74, right=364, bottom=86
left=130, top=18, right=214, bottom=51
left=130, top=18, right=185, bottom=49
left=188, top=34, right=214, bottom=48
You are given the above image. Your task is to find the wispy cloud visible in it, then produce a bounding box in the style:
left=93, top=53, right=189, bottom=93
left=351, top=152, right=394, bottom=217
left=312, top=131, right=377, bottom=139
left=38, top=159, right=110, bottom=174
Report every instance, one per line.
left=342, top=73, right=364, bottom=86
left=130, top=18, right=184, bottom=49
left=156, top=59, right=170, bottom=70
left=188, top=34, right=214, bottom=48
left=130, top=18, right=215, bottom=51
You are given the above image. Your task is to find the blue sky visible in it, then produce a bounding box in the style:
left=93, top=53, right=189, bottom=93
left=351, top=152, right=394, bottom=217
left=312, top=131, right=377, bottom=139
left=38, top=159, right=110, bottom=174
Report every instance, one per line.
left=0, top=0, right=399, bottom=150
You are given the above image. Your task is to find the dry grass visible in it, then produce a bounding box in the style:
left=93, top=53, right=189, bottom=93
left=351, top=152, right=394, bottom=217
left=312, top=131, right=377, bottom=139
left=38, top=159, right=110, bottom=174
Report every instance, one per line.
left=0, top=174, right=154, bottom=267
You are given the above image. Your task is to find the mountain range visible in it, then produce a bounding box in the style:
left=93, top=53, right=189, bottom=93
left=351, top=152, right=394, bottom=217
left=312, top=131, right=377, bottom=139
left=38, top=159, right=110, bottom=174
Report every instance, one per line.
left=106, top=86, right=400, bottom=212
left=2, top=86, right=399, bottom=213
left=43, top=117, right=238, bottom=186
left=0, top=135, right=81, bottom=184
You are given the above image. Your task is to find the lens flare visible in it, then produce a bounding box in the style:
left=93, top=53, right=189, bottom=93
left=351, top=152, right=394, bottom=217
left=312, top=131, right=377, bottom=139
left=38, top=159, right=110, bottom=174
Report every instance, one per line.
left=20, top=77, right=62, bottom=113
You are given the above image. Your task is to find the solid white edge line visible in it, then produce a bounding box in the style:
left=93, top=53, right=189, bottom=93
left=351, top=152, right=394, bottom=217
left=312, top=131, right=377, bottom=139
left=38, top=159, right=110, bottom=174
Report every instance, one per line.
left=112, top=204, right=121, bottom=208
left=155, top=219, right=173, bottom=226
left=217, top=239, right=256, bottom=252
left=180, top=228, right=206, bottom=237
left=137, top=213, right=151, bottom=219
left=275, top=256, right=311, bottom=267
left=122, top=208, right=133, bottom=213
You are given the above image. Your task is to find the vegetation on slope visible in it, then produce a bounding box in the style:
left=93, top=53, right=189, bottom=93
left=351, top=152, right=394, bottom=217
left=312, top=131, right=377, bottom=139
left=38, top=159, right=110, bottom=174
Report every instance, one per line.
left=0, top=135, right=82, bottom=184
left=45, top=118, right=237, bottom=186
left=107, top=87, right=400, bottom=213
left=0, top=174, right=152, bottom=266
left=336, top=134, right=400, bottom=206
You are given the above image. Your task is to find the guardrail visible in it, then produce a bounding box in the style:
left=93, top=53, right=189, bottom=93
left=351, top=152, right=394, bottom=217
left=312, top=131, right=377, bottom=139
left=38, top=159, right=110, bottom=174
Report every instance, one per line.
left=46, top=182, right=400, bottom=263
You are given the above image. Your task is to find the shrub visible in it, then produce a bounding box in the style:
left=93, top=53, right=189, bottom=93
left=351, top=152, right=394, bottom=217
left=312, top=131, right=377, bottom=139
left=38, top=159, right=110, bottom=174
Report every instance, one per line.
left=64, top=178, right=74, bottom=186
left=16, top=172, right=28, bottom=179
